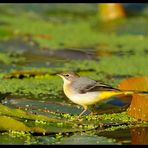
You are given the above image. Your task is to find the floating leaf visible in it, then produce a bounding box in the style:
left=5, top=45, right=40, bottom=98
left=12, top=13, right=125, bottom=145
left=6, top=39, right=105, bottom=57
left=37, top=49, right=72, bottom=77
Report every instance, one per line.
left=5, top=98, right=86, bottom=115
left=98, top=3, right=125, bottom=21
left=56, top=133, right=117, bottom=145
left=0, top=103, right=80, bottom=134
left=131, top=127, right=148, bottom=145
left=128, top=94, right=148, bottom=121
left=0, top=116, right=46, bottom=134
left=118, top=76, right=148, bottom=92
left=118, top=77, right=148, bottom=121
left=0, top=116, right=30, bottom=132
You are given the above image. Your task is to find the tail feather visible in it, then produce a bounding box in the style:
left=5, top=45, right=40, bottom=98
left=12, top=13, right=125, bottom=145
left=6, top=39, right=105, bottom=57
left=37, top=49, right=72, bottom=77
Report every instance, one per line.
left=122, top=90, right=148, bottom=95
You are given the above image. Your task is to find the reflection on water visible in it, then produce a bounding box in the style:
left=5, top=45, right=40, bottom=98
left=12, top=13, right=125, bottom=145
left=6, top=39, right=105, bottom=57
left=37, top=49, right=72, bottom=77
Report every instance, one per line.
left=131, top=127, right=148, bottom=145
left=97, top=126, right=148, bottom=145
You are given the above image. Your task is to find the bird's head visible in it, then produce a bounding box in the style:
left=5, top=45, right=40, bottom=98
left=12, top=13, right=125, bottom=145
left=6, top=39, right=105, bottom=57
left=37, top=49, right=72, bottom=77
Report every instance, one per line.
left=57, top=71, right=80, bottom=84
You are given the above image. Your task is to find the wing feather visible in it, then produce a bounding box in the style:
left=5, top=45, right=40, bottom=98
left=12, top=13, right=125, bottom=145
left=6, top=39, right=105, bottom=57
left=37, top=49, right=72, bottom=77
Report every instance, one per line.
left=79, top=81, right=120, bottom=93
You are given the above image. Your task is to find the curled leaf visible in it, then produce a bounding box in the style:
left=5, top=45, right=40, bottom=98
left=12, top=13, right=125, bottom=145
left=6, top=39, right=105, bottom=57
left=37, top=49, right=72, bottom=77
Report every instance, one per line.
left=118, top=76, right=148, bottom=121
left=98, top=3, right=125, bottom=21
left=118, top=77, right=148, bottom=92
left=131, top=127, right=148, bottom=144
left=0, top=116, right=30, bottom=132
left=128, top=94, right=148, bottom=121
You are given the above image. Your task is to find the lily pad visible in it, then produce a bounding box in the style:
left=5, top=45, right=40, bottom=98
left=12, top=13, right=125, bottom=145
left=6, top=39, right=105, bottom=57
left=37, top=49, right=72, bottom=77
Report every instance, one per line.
left=0, top=116, right=30, bottom=132
left=118, top=76, right=148, bottom=121
left=0, top=103, right=82, bottom=134
left=56, top=133, right=118, bottom=145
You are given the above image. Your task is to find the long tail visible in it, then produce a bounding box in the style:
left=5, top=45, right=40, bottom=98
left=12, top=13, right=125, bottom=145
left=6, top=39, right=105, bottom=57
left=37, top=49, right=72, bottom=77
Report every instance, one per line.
left=97, top=89, right=148, bottom=102
left=98, top=91, right=133, bottom=101
left=122, top=90, right=148, bottom=95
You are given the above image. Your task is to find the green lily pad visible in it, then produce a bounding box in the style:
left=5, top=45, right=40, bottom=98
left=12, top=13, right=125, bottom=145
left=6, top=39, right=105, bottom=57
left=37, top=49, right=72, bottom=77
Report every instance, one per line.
left=5, top=98, right=85, bottom=116
left=0, top=103, right=80, bottom=134
left=0, top=116, right=30, bottom=132
left=56, top=133, right=118, bottom=145
left=0, top=103, right=98, bottom=134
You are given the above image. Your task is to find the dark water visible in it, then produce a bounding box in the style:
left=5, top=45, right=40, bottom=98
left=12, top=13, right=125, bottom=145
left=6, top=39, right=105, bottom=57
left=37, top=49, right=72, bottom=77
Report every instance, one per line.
left=98, top=126, right=148, bottom=145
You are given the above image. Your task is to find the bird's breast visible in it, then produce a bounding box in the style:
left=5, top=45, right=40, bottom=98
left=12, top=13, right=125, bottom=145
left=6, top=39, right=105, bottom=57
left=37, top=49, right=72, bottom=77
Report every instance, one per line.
left=63, top=84, right=100, bottom=106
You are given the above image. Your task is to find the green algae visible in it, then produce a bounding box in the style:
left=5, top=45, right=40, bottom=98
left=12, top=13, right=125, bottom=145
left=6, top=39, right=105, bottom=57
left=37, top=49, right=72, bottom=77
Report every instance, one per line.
left=63, top=54, right=148, bottom=85
left=0, top=52, right=26, bottom=65
left=0, top=76, right=63, bottom=101
left=0, top=27, right=14, bottom=40
left=0, top=52, right=147, bottom=100
left=84, top=111, right=137, bottom=123
left=0, top=131, right=33, bottom=145
left=7, top=18, right=148, bottom=52
left=0, top=5, right=148, bottom=53
left=0, top=131, right=56, bottom=145
left=65, top=54, right=148, bottom=74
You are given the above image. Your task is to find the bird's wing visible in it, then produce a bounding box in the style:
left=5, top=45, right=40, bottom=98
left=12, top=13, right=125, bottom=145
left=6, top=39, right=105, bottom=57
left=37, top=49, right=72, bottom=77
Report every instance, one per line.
left=79, top=81, right=120, bottom=94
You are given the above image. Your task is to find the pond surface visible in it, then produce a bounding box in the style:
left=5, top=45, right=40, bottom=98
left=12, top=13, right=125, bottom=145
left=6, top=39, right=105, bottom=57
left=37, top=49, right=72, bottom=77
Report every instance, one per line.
left=0, top=3, right=148, bottom=145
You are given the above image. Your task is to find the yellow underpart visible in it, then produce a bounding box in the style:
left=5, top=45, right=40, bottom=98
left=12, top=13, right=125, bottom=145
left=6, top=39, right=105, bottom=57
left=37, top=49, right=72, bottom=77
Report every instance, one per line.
left=98, top=91, right=133, bottom=101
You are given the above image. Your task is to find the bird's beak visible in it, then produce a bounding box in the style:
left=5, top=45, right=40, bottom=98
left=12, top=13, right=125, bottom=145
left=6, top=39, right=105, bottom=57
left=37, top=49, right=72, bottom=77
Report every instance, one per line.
left=56, top=73, right=62, bottom=77
left=57, top=73, right=66, bottom=81
left=57, top=73, right=65, bottom=81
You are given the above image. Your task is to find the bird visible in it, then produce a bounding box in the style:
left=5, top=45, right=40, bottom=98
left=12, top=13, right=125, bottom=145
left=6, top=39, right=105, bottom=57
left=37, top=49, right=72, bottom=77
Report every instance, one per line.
left=57, top=71, right=134, bottom=117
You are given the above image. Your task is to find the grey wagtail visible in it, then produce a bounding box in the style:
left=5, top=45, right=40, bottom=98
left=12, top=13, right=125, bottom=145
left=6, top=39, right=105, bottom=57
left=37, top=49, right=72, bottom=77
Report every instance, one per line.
left=57, top=71, right=133, bottom=117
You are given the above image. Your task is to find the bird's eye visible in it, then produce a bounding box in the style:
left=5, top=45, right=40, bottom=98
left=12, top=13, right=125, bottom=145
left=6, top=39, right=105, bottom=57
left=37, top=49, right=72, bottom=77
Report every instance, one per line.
left=65, top=74, right=69, bottom=77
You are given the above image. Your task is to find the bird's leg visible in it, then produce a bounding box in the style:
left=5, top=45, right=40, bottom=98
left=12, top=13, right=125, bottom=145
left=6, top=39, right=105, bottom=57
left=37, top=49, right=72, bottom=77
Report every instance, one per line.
left=78, top=106, right=87, bottom=117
